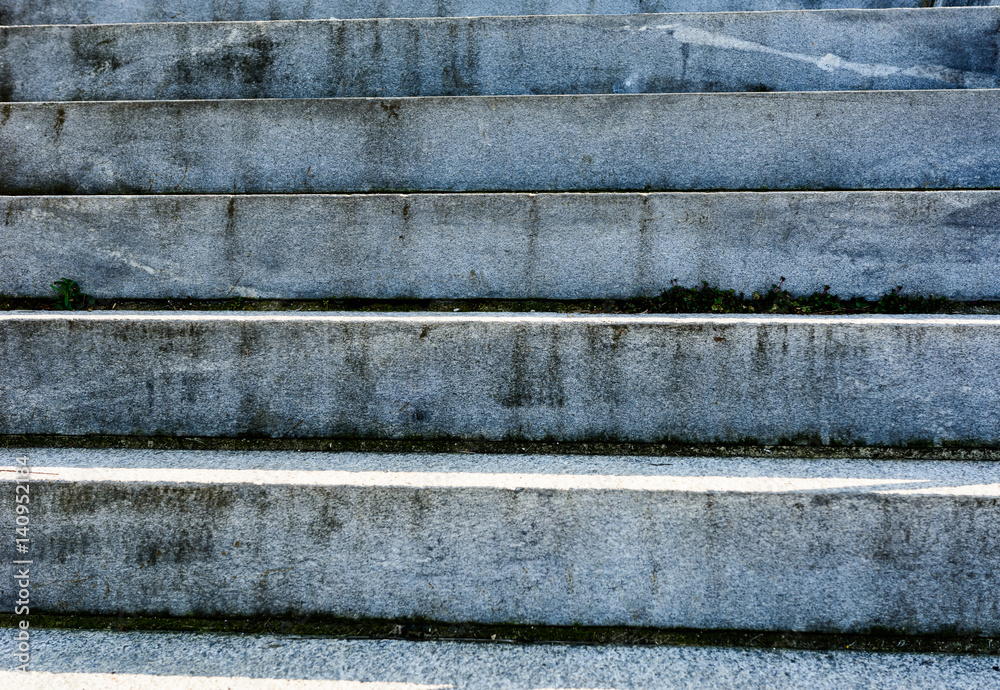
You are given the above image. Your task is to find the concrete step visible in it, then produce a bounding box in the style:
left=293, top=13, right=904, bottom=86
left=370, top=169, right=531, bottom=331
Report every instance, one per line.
left=5, top=191, right=1000, bottom=301
left=1, top=629, right=997, bottom=689
left=4, top=0, right=997, bottom=25
left=4, top=9, right=999, bottom=101
left=3, top=90, right=1000, bottom=195
left=3, top=311, right=1000, bottom=444
left=3, top=449, right=999, bottom=633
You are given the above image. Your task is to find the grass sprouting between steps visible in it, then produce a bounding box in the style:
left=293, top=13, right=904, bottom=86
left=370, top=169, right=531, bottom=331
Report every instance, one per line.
left=0, top=278, right=992, bottom=314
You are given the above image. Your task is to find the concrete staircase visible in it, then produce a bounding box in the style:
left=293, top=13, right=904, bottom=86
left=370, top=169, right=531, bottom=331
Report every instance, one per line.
left=3, top=0, right=1000, bottom=685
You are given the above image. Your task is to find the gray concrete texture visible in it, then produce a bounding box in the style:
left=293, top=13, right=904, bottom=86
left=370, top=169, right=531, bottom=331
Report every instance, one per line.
left=5, top=191, right=1000, bottom=300
left=3, top=90, right=1000, bottom=194
left=3, top=0, right=992, bottom=25
left=2, top=449, right=1000, bottom=633
left=2, top=629, right=999, bottom=689
left=4, top=9, right=1000, bottom=101
left=3, top=312, right=1000, bottom=445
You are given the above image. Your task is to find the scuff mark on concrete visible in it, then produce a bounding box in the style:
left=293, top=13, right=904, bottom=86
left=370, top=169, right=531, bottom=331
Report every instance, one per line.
left=230, top=286, right=262, bottom=298
left=649, top=23, right=998, bottom=89
left=107, top=250, right=157, bottom=275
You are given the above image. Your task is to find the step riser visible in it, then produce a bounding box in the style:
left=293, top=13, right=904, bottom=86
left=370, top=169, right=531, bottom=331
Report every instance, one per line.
left=0, top=1, right=964, bottom=25
left=3, top=313, right=999, bottom=444
left=5, top=192, right=1000, bottom=300
left=2, top=630, right=998, bottom=689
left=3, top=91, right=999, bottom=194
left=3, top=451, right=998, bottom=633
left=5, top=10, right=999, bottom=101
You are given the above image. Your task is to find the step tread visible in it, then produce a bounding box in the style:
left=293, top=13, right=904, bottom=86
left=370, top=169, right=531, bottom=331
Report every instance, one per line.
left=0, top=0, right=973, bottom=25
left=3, top=449, right=1000, bottom=632
left=13, top=447, right=1000, bottom=493
left=4, top=8, right=999, bottom=100
left=4, top=190, right=1000, bottom=300
left=2, top=311, right=999, bottom=444
left=4, top=90, right=999, bottom=194
left=2, top=629, right=996, bottom=689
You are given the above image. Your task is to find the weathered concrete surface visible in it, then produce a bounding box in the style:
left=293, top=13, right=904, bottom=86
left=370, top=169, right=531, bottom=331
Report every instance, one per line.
left=5, top=9, right=1000, bottom=101
left=2, top=312, right=1000, bottom=444
left=1, top=630, right=998, bottom=690
left=4, top=90, right=1000, bottom=194
left=0, top=1, right=974, bottom=25
left=2, top=449, right=1000, bottom=632
left=5, top=191, right=1000, bottom=300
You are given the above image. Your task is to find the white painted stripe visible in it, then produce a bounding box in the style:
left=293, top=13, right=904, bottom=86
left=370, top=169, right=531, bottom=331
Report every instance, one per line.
left=5, top=466, right=997, bottom=496
left=1, top=312, right=997, bottom=326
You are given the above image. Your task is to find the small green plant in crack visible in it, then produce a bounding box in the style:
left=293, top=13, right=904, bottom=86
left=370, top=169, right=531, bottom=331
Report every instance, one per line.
left=50, top=278, right=94, bottom=310
left=624, top=279, right=951, bottom=315
left=871, top=286, right=948, bottom=314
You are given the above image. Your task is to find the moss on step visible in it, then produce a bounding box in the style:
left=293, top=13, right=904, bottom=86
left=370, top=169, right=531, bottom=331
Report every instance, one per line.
left=1, top=282, right=998, bottom=315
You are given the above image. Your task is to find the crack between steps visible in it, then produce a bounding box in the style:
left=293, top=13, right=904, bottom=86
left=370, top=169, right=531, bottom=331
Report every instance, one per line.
left=1, top=613, right=996, bottom=655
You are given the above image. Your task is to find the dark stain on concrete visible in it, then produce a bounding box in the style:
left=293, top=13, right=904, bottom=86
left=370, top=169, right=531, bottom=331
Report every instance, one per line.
left=500, top=326, right=566, bottom=410
left=175, top=26, right=277, bottom=98
left=234, top=322, right=274, bottom=436
left=632, top=195, right=656, bottom=292
left=53, top=106, right=66, bottom=142
left=223, top=196, right=240, bottom=265
left=69, top=28, right=125, bottom=99
left=379, top=101, right=401, bottom=120
left=307, top=490, right=345, bottom=540
left=0, top=30, right=13, bottom=102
